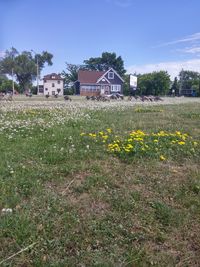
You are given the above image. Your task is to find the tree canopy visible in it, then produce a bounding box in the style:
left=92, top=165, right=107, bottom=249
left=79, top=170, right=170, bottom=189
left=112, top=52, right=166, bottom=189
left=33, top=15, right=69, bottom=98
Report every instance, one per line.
left=179, top=70, right=200, bottom=94
left=84, top=52, right=126, bottom=76
left=137, top=71, right=171, bottom=96
left=0, top=47, right=53, bottom=92
left=61, top=63, right=80, bottom=87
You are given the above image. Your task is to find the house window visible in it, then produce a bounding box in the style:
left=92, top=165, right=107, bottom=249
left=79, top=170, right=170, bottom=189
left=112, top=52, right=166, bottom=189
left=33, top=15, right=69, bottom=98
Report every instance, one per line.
left=52, top=83, right=55, bottom=87
left=44, top=79, right=47, bottom=83
left=111, top=85, right=121, bottom=92
left=45, top=88, right=48, bottom=91
left=57, top=81, right=60, bottom=84
left=52, top=91, right=55, bottom=95
left=108, top=72, right=114, bottom=79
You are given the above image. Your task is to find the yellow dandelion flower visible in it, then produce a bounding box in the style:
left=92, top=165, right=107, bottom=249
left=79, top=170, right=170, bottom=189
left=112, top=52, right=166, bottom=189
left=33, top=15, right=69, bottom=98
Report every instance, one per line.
left=160, top=155, right=166, bottom=161
left=178, top=141, right=185, bottom=145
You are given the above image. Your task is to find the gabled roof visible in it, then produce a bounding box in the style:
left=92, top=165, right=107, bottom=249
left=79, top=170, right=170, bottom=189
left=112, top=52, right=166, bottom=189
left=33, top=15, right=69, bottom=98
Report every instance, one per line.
left=78, top=70, right=106, bottom=83
left=97, top=68, right=124, bottom=83
left=43, top=73, right=63, bottom=80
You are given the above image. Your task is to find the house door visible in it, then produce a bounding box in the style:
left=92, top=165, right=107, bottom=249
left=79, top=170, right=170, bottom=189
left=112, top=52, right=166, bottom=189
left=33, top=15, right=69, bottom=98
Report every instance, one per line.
left=101, top=85, right=110, bottom=95
left=101, top=86, right=105, bottom=95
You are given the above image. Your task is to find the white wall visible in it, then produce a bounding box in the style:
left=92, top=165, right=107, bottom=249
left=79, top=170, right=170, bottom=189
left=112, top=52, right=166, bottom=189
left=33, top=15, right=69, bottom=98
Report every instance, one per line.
left=43, top=80, right=64, bottom=96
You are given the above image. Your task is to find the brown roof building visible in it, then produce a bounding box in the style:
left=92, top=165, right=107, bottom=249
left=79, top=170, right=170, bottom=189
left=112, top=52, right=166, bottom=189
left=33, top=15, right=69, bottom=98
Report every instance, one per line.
left=43, top=73, right=63, bottom=81
left=76, top=68, right=124, bottom=96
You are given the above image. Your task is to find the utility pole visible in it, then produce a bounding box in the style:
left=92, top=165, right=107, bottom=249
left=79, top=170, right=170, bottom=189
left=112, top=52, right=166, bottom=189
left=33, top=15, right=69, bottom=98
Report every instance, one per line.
left=31, top=50, right=39, bottom=95
left=12, top=68, right=15, bottom=95
left=36, top=55, right=39, bottom=95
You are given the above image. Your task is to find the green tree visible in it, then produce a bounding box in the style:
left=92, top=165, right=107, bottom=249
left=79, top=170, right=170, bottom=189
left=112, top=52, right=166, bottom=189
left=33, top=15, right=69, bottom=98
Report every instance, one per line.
left=0, top=47, right=53, bottom=92
left=123, top=74, right=131, bottom=96
left=14, top=52, right=37, bottom=92
left=0, top=47, right=18, bottom=76
left=61, top=63, right=82, bottom=94
left=171, top=77, right=179, bottom=95
left=84, top=52, right=126, bottom=76
left=0, top=75, right=19, bottom=93
left=138, top=71, right=170, bottom=96
left=62, top=63, right=80, bottom=87
left=179, top=70, right=200, bottom=95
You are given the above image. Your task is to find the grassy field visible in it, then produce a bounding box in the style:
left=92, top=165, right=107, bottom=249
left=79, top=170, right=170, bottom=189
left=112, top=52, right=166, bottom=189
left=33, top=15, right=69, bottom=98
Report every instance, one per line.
left=0, top=98, right=200, bottom=266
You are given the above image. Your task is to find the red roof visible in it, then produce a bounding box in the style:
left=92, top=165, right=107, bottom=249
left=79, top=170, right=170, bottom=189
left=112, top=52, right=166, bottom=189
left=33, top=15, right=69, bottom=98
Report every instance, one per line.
left=43, top=73, right=63, bottom=80
left=78, top=70, right=105, bottom=83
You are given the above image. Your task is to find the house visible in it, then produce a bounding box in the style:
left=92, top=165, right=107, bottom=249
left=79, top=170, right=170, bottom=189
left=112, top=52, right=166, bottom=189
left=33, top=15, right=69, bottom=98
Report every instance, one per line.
left=77, top=68, right=124, bottom=96
left=42, top=73, right=64, bottom=96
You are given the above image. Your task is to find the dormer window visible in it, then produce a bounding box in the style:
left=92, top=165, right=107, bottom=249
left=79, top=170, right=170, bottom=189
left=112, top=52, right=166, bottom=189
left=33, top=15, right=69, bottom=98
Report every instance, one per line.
left=108, top=72, right=114, bottom=79
left=52, top=76, right=55, bottom=79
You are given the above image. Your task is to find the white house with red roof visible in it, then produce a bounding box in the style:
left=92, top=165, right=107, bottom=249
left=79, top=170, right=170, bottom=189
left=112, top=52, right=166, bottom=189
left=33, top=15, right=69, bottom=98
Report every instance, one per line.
left=41, top=73, right=64, bottom=96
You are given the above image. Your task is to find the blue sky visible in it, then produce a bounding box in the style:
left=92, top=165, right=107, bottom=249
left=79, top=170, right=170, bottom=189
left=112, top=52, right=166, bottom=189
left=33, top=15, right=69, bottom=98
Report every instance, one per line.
left=1, top=0, right=200, bottom=79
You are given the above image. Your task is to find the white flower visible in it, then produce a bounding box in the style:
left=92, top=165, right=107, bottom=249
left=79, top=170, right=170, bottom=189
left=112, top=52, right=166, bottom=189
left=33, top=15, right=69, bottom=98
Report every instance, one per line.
left=2, top=208, right=13, bottom=214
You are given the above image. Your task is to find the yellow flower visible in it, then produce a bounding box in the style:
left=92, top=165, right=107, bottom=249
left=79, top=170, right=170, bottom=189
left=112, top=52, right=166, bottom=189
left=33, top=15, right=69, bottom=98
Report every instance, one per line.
left=80, top=132, right=85, bottom=136
left=178, top=141, right=185, bottom=145
left=89, top=133, right=96, bottom=138
left=193, top=141, right=198, bottom=146
left=126, top=144, right=133, bottom=149
left=106, top=128, right=112, bottom=133
left=175, top=131, right=181, bottom=136
left=160, top=155, right=166, bottom=161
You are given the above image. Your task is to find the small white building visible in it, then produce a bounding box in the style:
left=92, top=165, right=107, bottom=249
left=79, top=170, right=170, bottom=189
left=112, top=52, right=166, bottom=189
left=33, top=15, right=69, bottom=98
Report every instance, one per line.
left=42, top=73, right=64, bottom=96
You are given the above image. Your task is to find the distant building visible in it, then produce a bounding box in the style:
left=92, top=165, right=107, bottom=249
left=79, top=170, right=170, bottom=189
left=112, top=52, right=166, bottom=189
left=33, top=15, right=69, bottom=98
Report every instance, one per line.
left=180, top=88, right=196, bottom=97
left=40, top=73, right=64, bottom=96
left=76, top=68, right=124, bottom=96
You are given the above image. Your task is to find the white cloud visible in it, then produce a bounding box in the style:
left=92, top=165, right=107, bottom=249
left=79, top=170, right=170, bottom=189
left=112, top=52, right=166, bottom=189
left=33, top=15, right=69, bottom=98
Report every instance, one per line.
left=127, top=59, right=200, bottom=79
left=0, top=51, right=5, bottom=58
left=155, top=32, right=200, bottom=47
left=180, top=46, right=200, bottom=54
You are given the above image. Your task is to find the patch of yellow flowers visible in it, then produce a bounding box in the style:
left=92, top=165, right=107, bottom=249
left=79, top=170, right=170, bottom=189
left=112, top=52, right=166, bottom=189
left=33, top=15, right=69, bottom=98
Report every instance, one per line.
left=81, top=129, right=198, bottom=161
